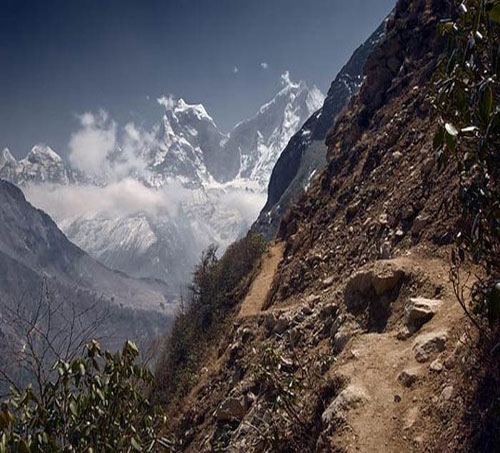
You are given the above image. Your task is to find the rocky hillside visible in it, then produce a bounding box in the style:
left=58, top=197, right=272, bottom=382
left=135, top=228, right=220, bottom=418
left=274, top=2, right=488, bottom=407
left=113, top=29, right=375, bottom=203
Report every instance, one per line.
left=156, top=0, right=484, bottom=451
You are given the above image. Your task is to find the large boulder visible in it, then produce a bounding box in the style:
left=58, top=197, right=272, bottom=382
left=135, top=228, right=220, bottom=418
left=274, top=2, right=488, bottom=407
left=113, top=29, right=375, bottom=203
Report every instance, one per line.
left=405, top=297, right=442, bottom=332
left=413, top=330, right=448, bottom=363
left=322, top=384, right=369, bottom=425
left=345, top=261, right=406, bottom=331
left=345, top=261, right=405, bottom=306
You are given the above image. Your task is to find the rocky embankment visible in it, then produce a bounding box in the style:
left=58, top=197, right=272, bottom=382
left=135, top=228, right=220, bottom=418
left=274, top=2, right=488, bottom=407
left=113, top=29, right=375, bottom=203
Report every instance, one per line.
left=162, top=0, right=478, bottom=451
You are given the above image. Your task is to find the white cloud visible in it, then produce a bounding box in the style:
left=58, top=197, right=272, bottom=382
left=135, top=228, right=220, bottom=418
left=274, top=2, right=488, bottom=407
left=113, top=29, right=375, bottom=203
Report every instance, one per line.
left=68, top=110, right=117, bottom=178
left=68, top=110, right=155, bottom=181
left=157, top=94, right=176, bottom=110
left=233, top=66, right=239, bottom=74
left=260, top=62, right=269, bottom=69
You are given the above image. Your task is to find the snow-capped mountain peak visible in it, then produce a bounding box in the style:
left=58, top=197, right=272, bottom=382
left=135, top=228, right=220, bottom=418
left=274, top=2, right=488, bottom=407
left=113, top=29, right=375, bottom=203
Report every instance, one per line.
left=173, top=98, right=215, bottom=124
left=224, top=73, right=325, bottom=185
left=3, top=72, right=324, bottom=294
left=25, top=144, right=63, bottom=165
left=0, top=144, right=72, bottom=186
left=0, top=148, right=17, bottom=169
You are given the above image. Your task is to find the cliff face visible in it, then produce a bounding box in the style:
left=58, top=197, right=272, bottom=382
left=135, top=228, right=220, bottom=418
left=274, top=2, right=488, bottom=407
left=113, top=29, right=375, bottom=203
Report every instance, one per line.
left=252, top=21, right=386, bottom=239
left=161, top=1, right=480, bottom=451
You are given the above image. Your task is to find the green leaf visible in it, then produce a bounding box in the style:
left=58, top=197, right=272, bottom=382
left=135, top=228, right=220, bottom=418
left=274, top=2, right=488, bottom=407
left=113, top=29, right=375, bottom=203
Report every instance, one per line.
left=444, top=123, right=458, bottom=152
left=131, top=437, right=142, bottom=452
left=445, top=122, right=458, bottom=136
left=488, top=283, right=500, bottom=325
left=479, top=85, right=493, bottom=124
left=433, top=125, right=445, bottom=150
left=19, top=440, right=31, bottom=453
left=69, top=401, right=78, bottom=417
left=489, top=5, right=500, bottom=22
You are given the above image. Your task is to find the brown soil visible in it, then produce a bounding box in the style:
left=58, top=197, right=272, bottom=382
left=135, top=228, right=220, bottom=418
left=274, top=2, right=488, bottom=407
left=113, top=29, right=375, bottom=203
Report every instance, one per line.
left=329, top=251, right=465, bottom=452
left=238, top=242, right=285, bottom=318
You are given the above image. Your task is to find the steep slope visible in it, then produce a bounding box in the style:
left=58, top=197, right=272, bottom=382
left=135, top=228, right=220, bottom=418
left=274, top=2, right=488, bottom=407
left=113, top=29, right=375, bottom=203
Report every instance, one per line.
left=158, top=1, right=477, bottom=451
left=0, top=180, right=174, bottom=314
left=253, top=20, right=387, bottom=239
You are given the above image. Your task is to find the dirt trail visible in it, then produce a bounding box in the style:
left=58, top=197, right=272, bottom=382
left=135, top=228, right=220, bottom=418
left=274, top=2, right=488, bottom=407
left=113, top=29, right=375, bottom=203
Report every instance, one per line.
left=331, top=252, right=465, bottom=452
left=238, top=242, right=285, bottom=318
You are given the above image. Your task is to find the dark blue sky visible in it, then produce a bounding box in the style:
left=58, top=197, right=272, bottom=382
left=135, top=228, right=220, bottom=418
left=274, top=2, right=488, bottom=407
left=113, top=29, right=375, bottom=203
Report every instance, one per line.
left=0, top=0, right=394, bottom=158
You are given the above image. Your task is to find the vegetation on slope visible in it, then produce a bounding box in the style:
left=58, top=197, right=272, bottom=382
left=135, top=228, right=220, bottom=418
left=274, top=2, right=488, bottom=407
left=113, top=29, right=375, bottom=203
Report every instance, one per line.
left=155, top=232, right=266, bottom=405
left=0, top=341, right=170, bottom=452
left=433, top=0, right=500, bottom=449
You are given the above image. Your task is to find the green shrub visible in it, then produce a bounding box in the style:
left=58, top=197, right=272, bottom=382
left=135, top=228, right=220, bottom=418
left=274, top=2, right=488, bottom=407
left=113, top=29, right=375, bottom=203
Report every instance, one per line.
left=0, top=341, right=171, bottom=452
left=155, top=232, right=266, bottom=404
left=433, top=0, right=500, bottom=334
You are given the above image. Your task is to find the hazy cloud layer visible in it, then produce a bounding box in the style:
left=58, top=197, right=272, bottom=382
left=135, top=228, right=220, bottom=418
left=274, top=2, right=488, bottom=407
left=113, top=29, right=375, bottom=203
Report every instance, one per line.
left=24, top=179, right=184, bottom=221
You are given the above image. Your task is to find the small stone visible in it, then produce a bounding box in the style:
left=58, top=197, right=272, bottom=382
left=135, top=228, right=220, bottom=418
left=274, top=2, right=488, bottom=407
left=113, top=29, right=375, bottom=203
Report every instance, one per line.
left=280, top=357, right=295, bottom=373
left=421, top=157, right=434, bottom=175
left=215, top=397, right=246, bottom=422
left=241, top=328, right=254, bottom=343
left=440, top=386, right=454, bottom=402
left=322, top=385, right=369, bottom=425
left=397, top=328, right=412, bottom=341
left=289, top=327, right=302, bottom=345
left=305, top=294, right=321, bottom=305
left=398, top=369, right=419, bottom=387
left=275, top=316, right=290, bottom=334
left=264, top=313, right=276, bottom=331
left=404, top=407, right=419, bottom=430
left=333, top=328, right=352, bottom=353
left=320, top=303, right=338, bottom=320
left=346, top=200, right=361, bottom=218
left=412, top=215, right=429, bottom=235
left=413, top=330, right=448, bottom=363
left=301, top=305, right=313, bottom=316
left=395, top=228, right=405, bottom=238
left=379, top=241, right=392, bottom=259
left=444, top=355, right=455, bottom=369
left=379, top=213, right=389, bottom=226
left=430, top=359, right=443, bottom=373
left=322, top=276, right=335, bottom=287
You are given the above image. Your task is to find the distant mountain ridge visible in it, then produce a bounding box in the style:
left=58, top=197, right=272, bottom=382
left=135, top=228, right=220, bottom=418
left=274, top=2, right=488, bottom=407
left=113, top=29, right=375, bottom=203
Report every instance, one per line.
left=0, top=179, right=176, bottom=394
left=0, top=74, right=324, bottom=292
